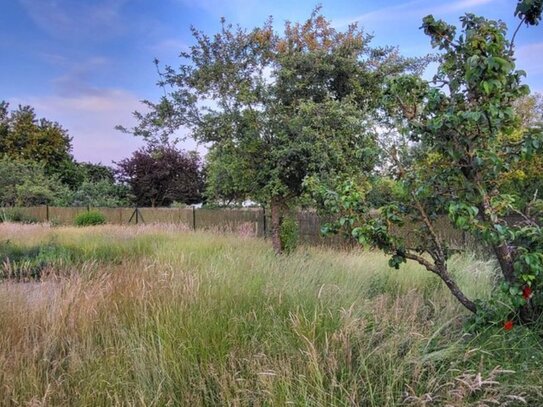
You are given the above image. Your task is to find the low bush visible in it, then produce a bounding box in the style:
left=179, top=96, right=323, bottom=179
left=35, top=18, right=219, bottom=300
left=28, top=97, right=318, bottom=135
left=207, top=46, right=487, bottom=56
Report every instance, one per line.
left=74, top=210, right=106, bottom=226
left=280, top=215, right=299, bottom=254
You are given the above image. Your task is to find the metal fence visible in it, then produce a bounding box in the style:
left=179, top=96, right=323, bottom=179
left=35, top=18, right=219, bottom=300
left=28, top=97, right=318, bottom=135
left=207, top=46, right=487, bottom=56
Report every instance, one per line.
left=0, top=205, right=471, bottom=247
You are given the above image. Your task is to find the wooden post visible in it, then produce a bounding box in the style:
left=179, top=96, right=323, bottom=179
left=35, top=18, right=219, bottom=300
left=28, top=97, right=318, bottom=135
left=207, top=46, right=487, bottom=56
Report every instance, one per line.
left=262, top=207, right=267, bottom=238
left=136, top=207, right=139, bottom=224
left=192, top=206, right=196, bottom=230
left=46, top=205, right=49, bottom=222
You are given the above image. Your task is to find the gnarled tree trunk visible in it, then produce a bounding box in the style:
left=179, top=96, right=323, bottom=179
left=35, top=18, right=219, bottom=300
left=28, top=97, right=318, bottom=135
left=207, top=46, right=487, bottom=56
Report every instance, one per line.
left=479, top=191, right=538, bottom=323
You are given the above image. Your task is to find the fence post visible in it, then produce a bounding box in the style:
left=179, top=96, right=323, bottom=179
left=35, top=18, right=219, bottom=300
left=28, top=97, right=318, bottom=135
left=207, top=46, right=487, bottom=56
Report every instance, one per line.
left=46, top=205, right=49, bottom=222
left=262, top=207, right=267, bottom=238
left=136, top=207, right=139, bottom=224
left=192, top=206, right=196, bottom=230
left=87, top=204, right=90, bottom=212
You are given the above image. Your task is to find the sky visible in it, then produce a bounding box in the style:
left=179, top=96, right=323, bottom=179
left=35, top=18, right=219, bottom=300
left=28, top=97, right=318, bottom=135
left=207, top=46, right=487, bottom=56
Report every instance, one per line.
left=1, top=0, right=542, bottom=165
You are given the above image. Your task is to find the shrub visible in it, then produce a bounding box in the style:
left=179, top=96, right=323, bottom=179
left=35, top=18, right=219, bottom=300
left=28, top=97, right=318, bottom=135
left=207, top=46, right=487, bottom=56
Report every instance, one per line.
left=74, top=211, right=106, bottom=226
left=280, top=216, right=299, bottom=254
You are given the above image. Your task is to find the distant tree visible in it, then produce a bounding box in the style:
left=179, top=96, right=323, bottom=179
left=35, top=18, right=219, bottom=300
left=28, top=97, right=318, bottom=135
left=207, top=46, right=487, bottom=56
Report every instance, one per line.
left=68, top=179, right=131, bottom=208
left=0, top=102, right=8, bottom=141
left=116, top=145, right=203, bottom=207
left=0, top=156, right=69, bottom=206
left=204, top=144, right=255, bottom=206
left=514, top=92, right=543, bottom=128
left=0, top=103, right=76, bottom=185
left=499, top=92, right=543, bottom=207
left=121, top=8, right=421, bottom=252
left=78, top=162, right=116, bottom=183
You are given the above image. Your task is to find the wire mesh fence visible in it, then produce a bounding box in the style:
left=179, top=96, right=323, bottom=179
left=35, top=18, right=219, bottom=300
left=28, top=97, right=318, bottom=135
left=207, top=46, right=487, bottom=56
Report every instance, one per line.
left=1, top=205, right=476, bottom=247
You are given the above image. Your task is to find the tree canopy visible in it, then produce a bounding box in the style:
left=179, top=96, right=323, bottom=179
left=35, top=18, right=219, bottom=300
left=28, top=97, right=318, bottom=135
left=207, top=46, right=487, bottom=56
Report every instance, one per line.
left=116, top=145, right=204, bottom=207
left=0, top=102, right=76, bottom=186
left=125, top=7, right=423, bottom=252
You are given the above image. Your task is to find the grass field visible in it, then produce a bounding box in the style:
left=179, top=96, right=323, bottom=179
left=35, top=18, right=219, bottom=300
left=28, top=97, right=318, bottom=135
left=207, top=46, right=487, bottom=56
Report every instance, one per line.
left=0, top=223, right=542, bottom=406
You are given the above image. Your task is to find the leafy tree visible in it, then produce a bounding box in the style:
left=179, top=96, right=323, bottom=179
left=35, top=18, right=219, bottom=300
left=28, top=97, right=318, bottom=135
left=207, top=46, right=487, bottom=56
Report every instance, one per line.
left=123, top=8, right=420, bottom=253
left=0, top=103, right=77, bottom=187
left=67, top=180, right=131, bottom=208
left=204, top=143, right=253, bottom=206
left=116, top=145, right=203, bottom=207
left=514, top=92, right=543, bottom=127
left=78, top=162, right=116, bottom=183
left=313, top=6, right=543, bottom=323
left=0, top=156, right=69, bottom=206
left=499, top=93, right=543, bottom=208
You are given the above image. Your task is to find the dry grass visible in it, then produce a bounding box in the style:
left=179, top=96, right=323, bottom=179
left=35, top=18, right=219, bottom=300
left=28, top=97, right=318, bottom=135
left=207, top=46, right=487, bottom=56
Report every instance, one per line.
left=0, top=223, right=541, bottom=406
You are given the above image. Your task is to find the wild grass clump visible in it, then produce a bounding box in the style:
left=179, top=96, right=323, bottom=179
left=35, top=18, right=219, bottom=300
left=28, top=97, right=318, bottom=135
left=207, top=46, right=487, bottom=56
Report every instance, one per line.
left=0, top=224, right=541, bottom=405
left=0, top=208, right=38, bottom=224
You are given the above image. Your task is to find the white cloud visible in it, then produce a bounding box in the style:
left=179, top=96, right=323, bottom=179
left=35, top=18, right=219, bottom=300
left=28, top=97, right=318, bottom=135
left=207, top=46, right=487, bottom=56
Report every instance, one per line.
left=148, top=38, right=190, bottom=64
left=10, top=88, right=147, bottom=164
left=434, top=0, right=496, bottom=14
left=178, top=0, right=255, bottom=14
left=175, top=0, right=263, bottom=23
left=515, top=42, right=543, bottom=76
left=10, top=88, right=203, bottom=164
left=50, top=57, right=111, bottom=97
left=334, top=0, right=496, bottom=28
left=18, top=0, right=129, bottom=39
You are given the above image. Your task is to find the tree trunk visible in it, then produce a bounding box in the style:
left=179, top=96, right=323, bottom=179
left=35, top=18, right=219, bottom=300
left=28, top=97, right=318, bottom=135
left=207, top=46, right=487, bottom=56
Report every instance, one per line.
left=409, top=193, right=477, bottom=314
left=436, top=265, right=478, bottom=313
left=493, top=243, right=516, bottom=283
left=270, top=197, right=284, bottom=255
left=405, top=252, right=477, bottom=314
left=479, top=191, right=539, bottom=322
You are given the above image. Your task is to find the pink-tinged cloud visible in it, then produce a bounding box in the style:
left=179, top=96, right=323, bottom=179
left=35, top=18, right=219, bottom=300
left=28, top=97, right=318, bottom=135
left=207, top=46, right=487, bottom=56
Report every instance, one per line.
left=10, top=88, right=203, bottom=164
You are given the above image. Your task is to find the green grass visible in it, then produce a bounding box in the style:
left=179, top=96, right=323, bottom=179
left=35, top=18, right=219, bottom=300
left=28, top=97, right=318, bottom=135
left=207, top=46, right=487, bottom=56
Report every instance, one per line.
left=0, top=223, right=541, bottom=406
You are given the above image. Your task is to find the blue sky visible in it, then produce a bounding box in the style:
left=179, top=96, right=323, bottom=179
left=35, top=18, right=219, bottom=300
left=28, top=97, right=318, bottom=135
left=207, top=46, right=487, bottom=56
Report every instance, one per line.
left=1, top=0, right=542, bottom=164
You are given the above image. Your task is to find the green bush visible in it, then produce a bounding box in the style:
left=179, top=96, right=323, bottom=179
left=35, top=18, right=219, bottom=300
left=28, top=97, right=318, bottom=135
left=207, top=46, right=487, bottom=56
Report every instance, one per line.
left=74, top=210, right=107, bottom=226
left=280, top=216, right=299, bottom=254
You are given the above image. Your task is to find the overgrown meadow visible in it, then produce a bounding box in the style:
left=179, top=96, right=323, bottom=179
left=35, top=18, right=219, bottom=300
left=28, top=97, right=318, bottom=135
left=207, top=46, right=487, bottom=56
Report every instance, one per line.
left=1, top=223, right=542, bottom=406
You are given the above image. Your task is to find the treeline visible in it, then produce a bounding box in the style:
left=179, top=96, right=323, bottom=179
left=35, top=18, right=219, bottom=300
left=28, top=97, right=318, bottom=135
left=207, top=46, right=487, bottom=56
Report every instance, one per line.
left=0, top=102, right=204, bottom=208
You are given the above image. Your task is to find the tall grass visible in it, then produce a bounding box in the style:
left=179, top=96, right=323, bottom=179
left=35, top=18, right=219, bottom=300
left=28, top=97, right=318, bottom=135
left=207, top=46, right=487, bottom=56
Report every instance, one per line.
left=0, top=223, right=541, bottom=405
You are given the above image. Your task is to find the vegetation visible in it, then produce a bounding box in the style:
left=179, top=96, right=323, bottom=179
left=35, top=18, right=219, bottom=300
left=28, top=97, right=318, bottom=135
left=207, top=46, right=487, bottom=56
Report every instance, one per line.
left=310, top=4, right=543, bottom=325
left=0, top=208, right=39, bottom=224
left=2, top=1, right=543, bottom=404
left=2, top=0, right=542, bottom=333
left=0, top=156, right=70, bottom=206
left=279, top=214, right=299, bottom=254
left=0, top=102, right=76, bottom=186
left=0, top=103, right=131, bottom=208
left=123, top=8, right=425, bottom=253
left=74, top=210, right=107, bottom=227
left=116, top=145, right=204, bottom=207
left=1, top=224, right=543, bottom=405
